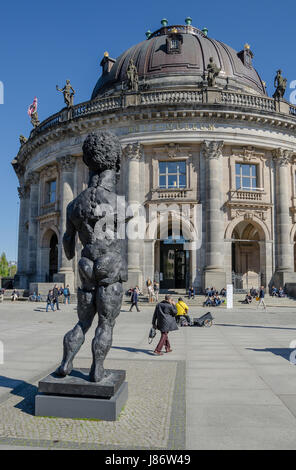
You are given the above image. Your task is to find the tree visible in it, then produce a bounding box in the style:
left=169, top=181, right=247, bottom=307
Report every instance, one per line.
left=0, top=252, right=9, bottom=277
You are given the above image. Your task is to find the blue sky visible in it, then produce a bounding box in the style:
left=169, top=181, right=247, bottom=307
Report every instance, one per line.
left=0, top=0, right=295, bottom=260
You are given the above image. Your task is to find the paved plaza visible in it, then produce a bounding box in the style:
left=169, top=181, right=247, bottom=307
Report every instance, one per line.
left=0, top=301, right=296, bottom=449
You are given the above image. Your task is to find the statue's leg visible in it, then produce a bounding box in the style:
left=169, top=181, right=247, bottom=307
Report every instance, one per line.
left=89, top=282, right=123, bottom=382
left=57, top=288, right=96, bottom=377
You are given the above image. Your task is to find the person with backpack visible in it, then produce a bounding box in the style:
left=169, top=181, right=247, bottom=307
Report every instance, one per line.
left=46, top=290, right=55, bottom=312
left=129, top=286, right=140, bottom=312
left=152, top=294, right=178, bottom=355
left=53, top=284, right=60, bottom=311
left=63, top=285, right=71, bottom=304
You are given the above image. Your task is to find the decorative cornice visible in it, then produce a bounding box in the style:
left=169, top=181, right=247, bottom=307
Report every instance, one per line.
left=202, top=140, right=224, bottom=159
left=57, top=155, right=76, bottom=171
left=273, top=148, right=294, bottom=166
left=123, top=142, right=143, bottom=160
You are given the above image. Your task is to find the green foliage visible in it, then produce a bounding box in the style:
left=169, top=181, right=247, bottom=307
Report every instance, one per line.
left=0, top=252, right=9, bottom=277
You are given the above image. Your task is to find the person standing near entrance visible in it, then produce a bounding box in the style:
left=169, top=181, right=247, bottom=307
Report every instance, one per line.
left=63, top=285, right=71, bottom=304
left=152, top=294, right=178, bottom=355
left=257, top=286, right=266, bottom=311
left=129, top=287, right=140, bottom=312
left=46, top=290, right=55, bottom=312
left=53, top=284, right=60, bottom=311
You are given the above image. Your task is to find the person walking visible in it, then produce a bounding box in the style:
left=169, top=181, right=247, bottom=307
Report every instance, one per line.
left=63, top=285, right=71, bottom=304
left=53, top=284, right=60, bottom=311
left=46, top=290, right=55, bottom=312
left=152, top=294, right=178, bottom=355
left=129, top=287, right=140, bottom=312
left=258, top=286, right=267, bottom=311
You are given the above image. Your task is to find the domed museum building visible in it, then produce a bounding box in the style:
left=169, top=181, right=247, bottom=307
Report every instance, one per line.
left=12, top=18, right=296, bottom=294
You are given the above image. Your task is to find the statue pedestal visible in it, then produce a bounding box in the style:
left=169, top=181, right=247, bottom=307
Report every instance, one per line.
left=35, top=368, right=128, bottom=421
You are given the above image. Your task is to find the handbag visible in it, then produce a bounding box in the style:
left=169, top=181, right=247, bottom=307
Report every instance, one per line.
left=148, top=327, right=157, bottom=344
left=256, top=296, right=260, bottom=301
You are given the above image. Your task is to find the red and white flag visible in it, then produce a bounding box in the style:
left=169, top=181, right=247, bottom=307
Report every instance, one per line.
left=28, top=96, right=38, bottom=116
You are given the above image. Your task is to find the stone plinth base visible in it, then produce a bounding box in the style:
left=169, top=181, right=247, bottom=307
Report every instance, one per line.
left=126, top=270, right=143, bottom=290
left=35, top=382, right=128, bottom=421
left=53, top=270, right=75, bottom=293
left=203, top=270, right=226, bottom=291
left=274, top=271, right=296, bottom=290
left=35, top=368, right=128, bottom=421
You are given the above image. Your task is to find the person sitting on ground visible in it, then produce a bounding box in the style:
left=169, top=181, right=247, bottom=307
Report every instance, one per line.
left=220, top=287, right=226, bottom=297
left=278, top=286, right=285, bottom=298
left=271, top=285, right=278, bottom=297
left=250, top=287, right=258, bottom=298
left=29, top=292, right=37, bottom=301
left=36, top=293, right=42, bottom=302
left=46, top=290, right=55, bottom=312
left=204, top=295, right=214, bottom=307
left=244, top=292, right=252, bottom=304
left=176, top=297, right=191, bottom=325
left=213, top=293, right=222, bottom=306
left=188, top=286, right=195, bottom=299
left=11, top=289, right=19, bottom=302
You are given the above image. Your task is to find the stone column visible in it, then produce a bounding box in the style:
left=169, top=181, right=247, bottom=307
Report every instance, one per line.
left=123, top=142, right=143, bottom=289
left=27, top=171, right=40, bottom=284
left=273, top=149, right=295, bottom=286
left=55, top=155, right=75, bottom=291
left=202, top=141, right=226, bottom=290
left=15, top=184, right=30, bottom=288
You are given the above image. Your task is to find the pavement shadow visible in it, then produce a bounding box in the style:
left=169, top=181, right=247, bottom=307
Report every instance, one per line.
left=111, top=346, right=155, bottom=356
left=216, top=323, right=296, bottom=331
left=246, top=348, right=294, bottom=362
left=0, top=376, right=37, bottom=416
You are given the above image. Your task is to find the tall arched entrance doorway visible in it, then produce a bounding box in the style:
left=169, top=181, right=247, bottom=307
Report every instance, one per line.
left=40, top=229, right=59, bottom=282
left=155, top=230, right=190, bottom=290
left=231, top=220, right=265, bottom=290
left=49, top=233, right=58, bottom=282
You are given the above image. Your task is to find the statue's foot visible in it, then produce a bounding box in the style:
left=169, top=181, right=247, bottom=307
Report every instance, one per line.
left=56, top=360, right=73, bottom=377
left=89, top=364, right=106, bottom=383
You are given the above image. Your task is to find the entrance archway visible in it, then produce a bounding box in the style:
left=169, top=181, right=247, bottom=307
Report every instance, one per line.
left=49, top=233, right=58, bottom=282
left=231, top=220, right=265, bottom=290
left=155, top=230, right=190, bottom=290
left=40, top=229, right=59, bottom=282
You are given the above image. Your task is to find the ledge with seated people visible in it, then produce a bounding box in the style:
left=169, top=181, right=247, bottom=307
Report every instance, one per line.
left=271, top=286, right=285, bottom=298
left=203, top=293, right=225, bottom=307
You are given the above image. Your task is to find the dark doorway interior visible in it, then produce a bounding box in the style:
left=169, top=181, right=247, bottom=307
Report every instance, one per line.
left=160, top=242, right=188, bottom=290
left=49, top=234, right=58, bottom=282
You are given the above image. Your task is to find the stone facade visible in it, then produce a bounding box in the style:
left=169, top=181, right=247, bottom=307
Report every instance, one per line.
left=12, top=23, right=296, bottom=293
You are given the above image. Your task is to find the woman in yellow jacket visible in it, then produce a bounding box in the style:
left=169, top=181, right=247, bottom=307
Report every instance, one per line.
left=176, top=298, right=191, bottom=325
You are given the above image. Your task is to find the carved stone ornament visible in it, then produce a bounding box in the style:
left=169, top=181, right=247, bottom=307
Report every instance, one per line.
left=40, top=164, right=58, bottom=179
left=232, top=147, right=265, bottom=162
left=273, top=148, right=293, bottom=166
left=26, top=171, right=40, bottom=186
left=202, top=140, right=224, bottom=159
left=17, top=185, right=29, bottom=199
left=165, top=143, right=180, bottom=159
left=57, top=155, right=76, bottom=171
left=19, top=135, right=27, bottom=146
left=123, top=142, right=143, bottom=161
